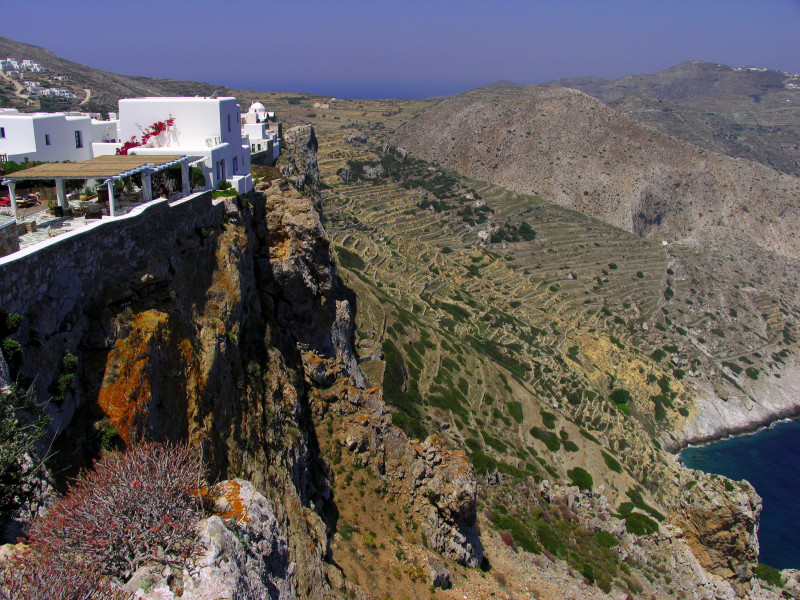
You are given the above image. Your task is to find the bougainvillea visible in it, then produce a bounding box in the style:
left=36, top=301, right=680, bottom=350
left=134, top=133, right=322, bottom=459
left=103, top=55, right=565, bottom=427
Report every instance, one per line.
left=116, top=117, right=175, bottom=155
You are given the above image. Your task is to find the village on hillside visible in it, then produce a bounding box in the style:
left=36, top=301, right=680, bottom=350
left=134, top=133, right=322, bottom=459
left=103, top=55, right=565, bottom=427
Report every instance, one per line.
left=0, top=95, right=282, bottom=258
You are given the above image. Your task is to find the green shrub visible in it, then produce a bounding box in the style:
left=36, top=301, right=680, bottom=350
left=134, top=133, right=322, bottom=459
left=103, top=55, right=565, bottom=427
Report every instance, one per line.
left=535, top=521, right=566, bottom=557
left=624, top=512, right=659, bottom=535
left=609, top=389, right=632, bottom=405
left=540, top=410, right=557, bottom=429
left=468, top=451, right=498, bottom=474
left=754, top=563, right=783, bottom=587
left=746, top=367, right=759, bottom=380
left=334, top=245, right=366, bottom=270
left=563, top=440, right=579, bottom=452
left=507, top=401, right=523, bottom=424
left=529, top=427, right=561, bottom=452
left=217, top=179, right=232, bottom=191
left=493, top=513, right=541, bottom=554
left=602, top=451, right=622, bottom=473
left=595, top=530, right=618, bottom=549
left=567, top=467, right=593, bottom=490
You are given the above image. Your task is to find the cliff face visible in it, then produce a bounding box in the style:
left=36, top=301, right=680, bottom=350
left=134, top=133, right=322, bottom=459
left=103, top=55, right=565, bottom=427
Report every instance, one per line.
left=0, top=130, right=481, bottom=597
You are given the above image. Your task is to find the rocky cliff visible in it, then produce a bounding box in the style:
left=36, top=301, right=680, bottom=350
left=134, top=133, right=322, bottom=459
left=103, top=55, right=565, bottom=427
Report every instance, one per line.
left=0, top=126, right=481, bottom=598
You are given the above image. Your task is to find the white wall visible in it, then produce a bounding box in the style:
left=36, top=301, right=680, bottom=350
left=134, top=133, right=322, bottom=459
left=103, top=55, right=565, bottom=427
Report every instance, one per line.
left=117, top=97, right=250, bottom=191
left=0, top=113, right=93, bottom=163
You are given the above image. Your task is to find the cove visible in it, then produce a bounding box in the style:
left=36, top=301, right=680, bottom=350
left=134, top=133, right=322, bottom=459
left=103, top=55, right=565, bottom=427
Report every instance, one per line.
left=680, top=419, right=800, bottom=569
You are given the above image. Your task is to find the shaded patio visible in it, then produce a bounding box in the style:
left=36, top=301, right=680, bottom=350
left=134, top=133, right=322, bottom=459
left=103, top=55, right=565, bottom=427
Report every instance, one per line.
left=1, top=154, right=204, bottom=221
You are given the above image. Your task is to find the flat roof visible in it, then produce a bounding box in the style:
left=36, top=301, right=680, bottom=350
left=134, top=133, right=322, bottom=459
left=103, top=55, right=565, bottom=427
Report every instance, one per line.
left=1, top=154, right=196, bottom=181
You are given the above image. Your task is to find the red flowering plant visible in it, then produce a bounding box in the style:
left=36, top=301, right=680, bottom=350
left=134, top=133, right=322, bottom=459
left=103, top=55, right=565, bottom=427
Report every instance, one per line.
left=116, top=117, right=176, bottom=155
left=0, top=442, right=206, bottom=596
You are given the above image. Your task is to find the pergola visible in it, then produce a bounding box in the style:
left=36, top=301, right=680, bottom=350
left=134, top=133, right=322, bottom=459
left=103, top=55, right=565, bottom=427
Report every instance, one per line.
left=1, top=154, right=204, bottom=220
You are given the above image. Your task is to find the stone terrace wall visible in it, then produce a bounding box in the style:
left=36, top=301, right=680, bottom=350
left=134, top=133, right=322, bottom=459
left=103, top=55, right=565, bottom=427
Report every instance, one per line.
left=0, top=217, right=19, bottom=258
left=0, top=191, right=218, bottom=316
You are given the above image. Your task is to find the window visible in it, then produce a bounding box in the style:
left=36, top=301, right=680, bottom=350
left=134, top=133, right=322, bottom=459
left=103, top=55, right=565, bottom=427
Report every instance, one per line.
left=45, top=134, right=51, bottom=146
left=233, top=156, right=238, bottom=173
left=0, top=127, right=5, bottom=138
left=251, top=144, right=256, bottom=152
left=74, top=130, right=83, bottom=148
left=227, top=114, right=231, bottom=132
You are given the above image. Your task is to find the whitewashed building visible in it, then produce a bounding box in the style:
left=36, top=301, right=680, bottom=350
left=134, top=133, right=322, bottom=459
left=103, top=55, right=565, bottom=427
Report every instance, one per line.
left=93, top=97, right=252, bottom=193
left=243, top=121, right=280, bottom=163
left=0, top=109, right=95, bottom=163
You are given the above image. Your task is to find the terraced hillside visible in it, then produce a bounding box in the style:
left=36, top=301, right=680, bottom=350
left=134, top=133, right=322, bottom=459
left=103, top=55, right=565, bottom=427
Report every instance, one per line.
left=276, top=100, right=800, bottom=594
left=391, top=85, right=800, bottom=263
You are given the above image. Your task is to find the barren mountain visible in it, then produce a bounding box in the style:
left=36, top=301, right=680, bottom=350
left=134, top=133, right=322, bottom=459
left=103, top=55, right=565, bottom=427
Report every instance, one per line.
left=391, top=84, right=800, bottom=260
left=547, top=61, right=800, bottom=177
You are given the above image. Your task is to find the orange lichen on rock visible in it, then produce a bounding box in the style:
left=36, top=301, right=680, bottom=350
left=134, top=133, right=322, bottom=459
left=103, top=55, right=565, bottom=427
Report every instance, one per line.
left=209, top=480, right=252, bottom=523
left=97, top=310, right=166, bottom=444
left=97, top=310, right=203, bottom=445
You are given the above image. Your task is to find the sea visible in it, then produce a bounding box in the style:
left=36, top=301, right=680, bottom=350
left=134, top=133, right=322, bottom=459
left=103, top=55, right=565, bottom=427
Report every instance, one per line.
left=680, top=418, right=800, bottom=569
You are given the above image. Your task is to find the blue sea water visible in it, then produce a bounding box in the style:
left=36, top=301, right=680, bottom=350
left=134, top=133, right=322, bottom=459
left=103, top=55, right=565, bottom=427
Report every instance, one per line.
left=680, top=419, right=800, bottom=569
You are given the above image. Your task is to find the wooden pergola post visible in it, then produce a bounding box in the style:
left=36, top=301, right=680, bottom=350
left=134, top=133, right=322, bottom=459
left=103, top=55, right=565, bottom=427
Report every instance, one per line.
left=107, top=180, right=116, bottom=217
left=55, top=178, right=67, bottom=210
left=181, top=159, right=190, bottom=196
left=7, top=181, right=18, bottom=221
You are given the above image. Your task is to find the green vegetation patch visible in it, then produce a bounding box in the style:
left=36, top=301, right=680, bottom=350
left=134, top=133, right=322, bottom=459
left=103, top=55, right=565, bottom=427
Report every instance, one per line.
left=507, top=401, right=523, bottom=424
left=529, top=426, right=561, bottom=452
left=754, top=563, right=783, bottom=587
left=624, top=512, right=659, bottom=536
left=601, top=451, right=623, bottom=473
left=334, top=245, right=366, bottom=270
left=567, top=467, right=593, bottom=490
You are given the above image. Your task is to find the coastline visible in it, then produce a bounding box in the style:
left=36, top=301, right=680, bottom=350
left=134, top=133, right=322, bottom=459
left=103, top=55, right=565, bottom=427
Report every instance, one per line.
left=662, top=361, right=800, bottom=453
left=677, top=413, right=800, bottom=458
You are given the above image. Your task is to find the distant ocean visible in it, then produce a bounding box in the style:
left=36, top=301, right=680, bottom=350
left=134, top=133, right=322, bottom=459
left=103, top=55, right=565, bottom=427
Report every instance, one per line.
left=680, top=419, right=800, bottom=569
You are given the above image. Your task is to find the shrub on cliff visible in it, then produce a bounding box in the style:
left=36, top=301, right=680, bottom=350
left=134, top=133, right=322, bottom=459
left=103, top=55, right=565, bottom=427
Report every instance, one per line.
left=0, top=442, right=206, bottom=595
left=0, top=385, right=50, bottom=519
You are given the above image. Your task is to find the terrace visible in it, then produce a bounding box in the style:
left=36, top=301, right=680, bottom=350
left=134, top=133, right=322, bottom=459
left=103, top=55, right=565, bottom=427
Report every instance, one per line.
left=0, top=154, right=206, bottom=252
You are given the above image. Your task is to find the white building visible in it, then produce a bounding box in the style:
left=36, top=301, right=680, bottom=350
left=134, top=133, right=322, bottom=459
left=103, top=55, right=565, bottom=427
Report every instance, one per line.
left=243, top=122, right=280, bottom=163
left=0, top=109, right=95, bottom=163
left=93, top=97, right=252, bottom=193
left=243, top=101, right=275, bottom=124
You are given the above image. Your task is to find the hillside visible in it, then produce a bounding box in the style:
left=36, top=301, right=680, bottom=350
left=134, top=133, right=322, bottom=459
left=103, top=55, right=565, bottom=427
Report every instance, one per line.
left=0, top=36, right=246, bottom=113
left=546, top=61, right=800, bottom=177
left=391, top=85, right=800, bottom=261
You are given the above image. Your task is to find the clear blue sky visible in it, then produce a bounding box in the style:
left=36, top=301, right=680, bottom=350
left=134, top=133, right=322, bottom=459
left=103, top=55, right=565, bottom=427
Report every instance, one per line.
left=2, top=0, right=799, bottom=99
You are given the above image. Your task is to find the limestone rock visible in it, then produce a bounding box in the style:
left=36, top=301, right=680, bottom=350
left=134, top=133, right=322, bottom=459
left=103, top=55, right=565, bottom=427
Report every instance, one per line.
left=668, top=472, right=761, bottom=586
left=427, top=554, right=452, bottom=589
left=345, top=131, right=367, bottom=145
left=278, top=125, right=320, bottom=196
left=129, top=480, right=297, bottom=600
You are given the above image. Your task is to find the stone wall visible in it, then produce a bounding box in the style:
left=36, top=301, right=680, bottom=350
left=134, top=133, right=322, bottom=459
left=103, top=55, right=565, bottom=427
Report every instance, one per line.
left=0, top=216, right=19, bottom=258
left=0, top=191, right=217, bottom=316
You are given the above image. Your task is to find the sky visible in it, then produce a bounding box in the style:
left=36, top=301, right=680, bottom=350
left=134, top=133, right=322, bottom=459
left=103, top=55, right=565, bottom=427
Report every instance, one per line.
left=2, top=0, right=799, bottom=99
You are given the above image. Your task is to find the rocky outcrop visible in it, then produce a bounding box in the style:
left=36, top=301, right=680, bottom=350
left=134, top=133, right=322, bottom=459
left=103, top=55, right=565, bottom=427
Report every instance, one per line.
left=279, top=125, right=320, bottom=196
left=309, top=381, right=483, bottom=567
left=669, top=473, right=761, bottom=590
left=345, top=131, right=367, bottom=145
left=128, top=480, right=297, bottom=600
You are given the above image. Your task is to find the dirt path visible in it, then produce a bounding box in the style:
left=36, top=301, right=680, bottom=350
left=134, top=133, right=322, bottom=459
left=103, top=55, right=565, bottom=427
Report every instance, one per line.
left=79, top=88, right=91, bottom=105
